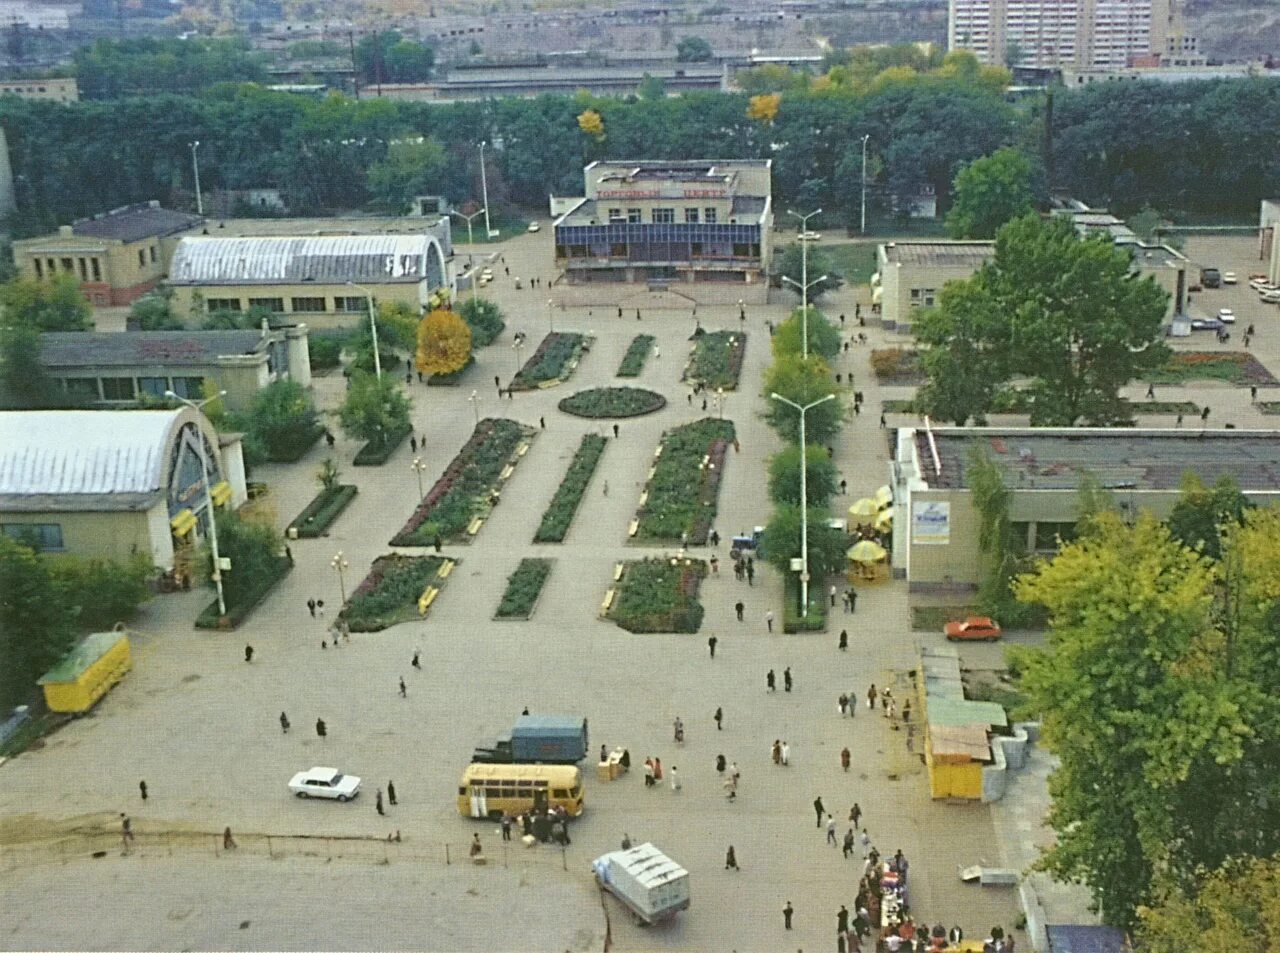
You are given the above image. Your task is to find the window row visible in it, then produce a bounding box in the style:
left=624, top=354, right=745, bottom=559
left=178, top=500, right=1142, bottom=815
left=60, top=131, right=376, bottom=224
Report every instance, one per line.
left=1, top=522, right=64, bottom=552
left=605, top=206, right=720, bottom=225
left=205, top=296, right=369, bottom=314
left=57, top=375, right=207, bottom=403
left=34, top=255, right=103, bottom=282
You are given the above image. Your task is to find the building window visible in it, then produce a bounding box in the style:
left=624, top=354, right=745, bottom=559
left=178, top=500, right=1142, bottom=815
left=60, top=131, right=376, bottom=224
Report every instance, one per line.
left=334, top=296, right=366, bottom=313
left=610, top=243, right=627, bottom=257
left=704, top=207, right=717, bottom=224
left=206, top=298, right=242, bottom=312
left=100, top=377, right=136, bottom=401
left=170, top=376, right=204, bottom=399
left=607, top=207, right=624, bottom=223
left=290, top=297, right=327, bottom=313
left=652, top=208, right=675, bottom=224
left=33, top=258, right=42, bottom=279
left=91, top=258, right=101, bottom=281
left=63, top=378, right=99, bottom=401
left=138, top=249, right=145, bottom=267
left=77, top=257, right=87, bottom=280
left=139, top=376, right=168, bottom=398
left=1033, top=521, right=1077, bottom=552
left=149, top=246, right=157, bottom=263
left=627, top=208, right=642, bottom=224
left=248, top=298, right=285, bottom=313
left=46, top=258, right=56, bottom=275
left=2, top=523, right=64, bottom=552
left=61, top=257, right=73, bottom=272
left=685, top=208, right=700, bottom=223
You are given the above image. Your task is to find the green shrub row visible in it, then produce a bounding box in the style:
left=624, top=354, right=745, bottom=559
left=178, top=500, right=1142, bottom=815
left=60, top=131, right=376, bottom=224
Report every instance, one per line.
left=309, top=334, right=343, bottom=371
left=609, top=557, right=707, bottom=633
left=353, top=423, right=412, bottom=466
left=782, top=572, right=827, bottom=634
left=195, top=557, right=292, bottom=630
left=287, top=484, right=358, bottom=538
left=534, top=434, right=607, bottom=543
left=635, top=418, right=735, bottom=545
left=494, top=558, right=553, bottom=619
left=558, top=387, right=666, bottom=419
left=263, top=423, right=324, bottom=463
left=510, top=332, right=589, bottom=390
left=683, top=330, right=746, bottom=390
left=617, top=334, right=655, bottom=377
left=342, top=554, right=449, bottom=631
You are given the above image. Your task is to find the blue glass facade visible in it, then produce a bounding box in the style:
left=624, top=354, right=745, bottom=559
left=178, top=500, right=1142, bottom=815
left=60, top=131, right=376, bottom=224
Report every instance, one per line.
left=555, top=222, right=762, bottom=265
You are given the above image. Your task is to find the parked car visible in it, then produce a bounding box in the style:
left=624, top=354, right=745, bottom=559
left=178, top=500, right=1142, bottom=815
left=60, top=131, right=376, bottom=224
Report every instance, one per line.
left=527, top=221, right=541, bottom=232
left=1262, top=289, right=1280, bottom=304
left=1218, top=308, right=1236, bottom=324
left=1222, top=271, right=1238, bottom=285
left=1190, top=317, right=1226, bottom=331
left=289, top=767, right=361, bottom=801
left=1255, top=282, right=1279, bottom=296
left=944, top=616, right=1002, bottom=642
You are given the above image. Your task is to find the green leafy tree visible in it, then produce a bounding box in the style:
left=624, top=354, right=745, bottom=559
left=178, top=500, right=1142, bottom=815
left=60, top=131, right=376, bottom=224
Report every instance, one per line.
left=375, top=300, right=421, bottom=352
left=912, top=279, right=1012, bottom=425
left=236, top=379, right=320, bottom=462
left=202, top=305, right=274, bottom=331
left=46, top=553, right=152, bottom=631
left=207, top=511, right=283, bottom=607
left=457, top=297, right=506, bottom=347
left=129, top=290, right=182, bottom=330
left=760, top=505, right=847, bottom=579
left=767, top=444, right=838, bottom=508
left=945, top=146, right=1041, bottom=239
left=1166, top=473, right=1252, bottom=560
left=676, top=36, right=713, bottom=62
left=0, top=275, right=91, bottom=331
left=0, top=325, right=63, bottom=409
left=637, top=73, right=667, bottom=100
left=73, top=37, right=268, bottom=98
left=776, top=244, right=843, bottom=300
left=355, top=32, right=434, bottom=84
left=1137, top=857, right=1280, bottom=953
left=367, top=138, right=447, bottom=213
left=0, top=535, right=77, bottom=709
left=339, top=371, right=412, bottom=449
left=771, top=306, right=842, bottom=362
left=762, top=355, right=844, bottom=445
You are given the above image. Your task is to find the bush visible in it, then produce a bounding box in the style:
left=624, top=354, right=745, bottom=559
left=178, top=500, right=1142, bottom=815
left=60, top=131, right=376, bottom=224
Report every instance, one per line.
left=287, top=484, right=358, bottom=538
left=353, top=423, right=411, bottom=466
left=635, top=418, right=734, bottom=545
left=495, top=558, right=553, bottom=619
left=870, top=348, right=923, bottom=384
left=309, top=334, right=343, bottom=371
left=684, top=330, right=747, bottom=390
left=510, top=332, right=590, bottom=390
left=424, top=355, right=475, bottom=386
left=782, top=572, right=827, bottom=633
left=195, top=556, right=290, bottom=629
left=458, top=297, right=506, bottom=348
left=535, top=434, right=606, bottom=542
left=230, top=379, right=323, bottom=463
left=609, top=557, right=708, bottom=633
left=558, top=387, right=666, bottom=418
left=341, top=372, right=413, bottom=458
left=617, top=335, right=654, bottom=377
left=46, top=553, right=153, bottom=631
left=342, top=554, right=449, bottom=631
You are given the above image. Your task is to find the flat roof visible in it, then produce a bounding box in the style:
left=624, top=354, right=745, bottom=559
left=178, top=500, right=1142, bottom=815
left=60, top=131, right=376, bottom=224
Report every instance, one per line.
left=41, top=330, right=271, bottom=369
left=919, top=428, right=1280, bottom=492
left=71, top=202, right=203, bottom=243
left=557, top=198, right=769, bottom=228
left=880, top=241, right=994, bottom=268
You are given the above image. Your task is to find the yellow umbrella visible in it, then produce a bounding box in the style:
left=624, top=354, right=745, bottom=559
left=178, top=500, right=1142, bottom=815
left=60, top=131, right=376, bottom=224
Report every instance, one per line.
left=848, top=498, right=879, bottom=523
left=847, top=540, right=887, bottom=563
left=874, top=485, right=893, bottom=507
left=874, top=509, right=893, bottom=532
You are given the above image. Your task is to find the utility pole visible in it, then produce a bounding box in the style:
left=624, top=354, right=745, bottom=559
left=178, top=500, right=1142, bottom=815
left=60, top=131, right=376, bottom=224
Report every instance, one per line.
left=770, top=392, right=836, bottom=618
left=479, top=141, right=493, bottom=237
left=189, top=141, right=203, bottom=217
left=860, top=134, right=870, bottom=235
left=348, top=31, right=360, bottom=100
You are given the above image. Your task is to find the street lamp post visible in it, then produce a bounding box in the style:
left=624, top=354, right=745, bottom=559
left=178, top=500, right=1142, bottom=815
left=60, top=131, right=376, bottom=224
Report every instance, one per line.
left=511, top=336, right=525, bottom=373
left=860, top=134, right=870, bottom=235
left=345, top=281, right=382, bottom=380
left=787, top=208, right=823, bottom=360
left=410, top=457, right=428, bottom=498
left=331, top=551, right=350, bottom=605
left=479, top=141, right=493, bottom=238
left=450, top=208, right=485, bottom=305
left=189, top=141, right=203, bottom=216
left=468, top=389, right=482, bottom=425
left=781, top=273, right=830, bottom=362
left=715, top=387, right=725, bottom=419
left=769, top=391, right=837, bottom=618
left=165, top=389, right=228, bottom=617
left=546, top=298, right=555, bottom=333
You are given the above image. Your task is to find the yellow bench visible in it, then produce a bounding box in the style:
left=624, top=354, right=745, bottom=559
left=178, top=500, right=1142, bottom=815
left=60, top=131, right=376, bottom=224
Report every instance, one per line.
left=437, top=559, right=455, bottom=579
left=418, top=586, right=439, bottom=615
left=600, top=589, right=616, bottom=616
left=467, top=517, right=484, bottom=536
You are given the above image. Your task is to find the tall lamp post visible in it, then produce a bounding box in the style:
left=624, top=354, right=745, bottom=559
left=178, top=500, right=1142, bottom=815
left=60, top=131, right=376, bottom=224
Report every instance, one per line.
left=166, top=389, right=228, bottom=617
left=479, top=141, right=493, bottom=238
left=345, top=281, right=382, bottom=380
left=781, top=273, right=830, bottom=361
left=468, top=389, right=482, bottom=425
left=546, top=298, right=555, bottom=333
left=511, top=336, right=525, bottom=373
left=189, top=141, right=203, bottom=216
left=769, top=391, right=836, bottom=618
left=714, top=387, right=726, bottom=419
left=410, top=457, right=429, bottom=499
left=859, top=134, right=870, bottom=235
left=787, top=208, right=823, bottom=359
left=331, top=551, right=350, bottom=605
left=450, top=207, right=485, bottom=304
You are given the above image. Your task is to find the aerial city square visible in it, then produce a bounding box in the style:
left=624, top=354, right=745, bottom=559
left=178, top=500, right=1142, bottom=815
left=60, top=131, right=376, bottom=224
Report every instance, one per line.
left=0, top=1, right=1278, bottom=951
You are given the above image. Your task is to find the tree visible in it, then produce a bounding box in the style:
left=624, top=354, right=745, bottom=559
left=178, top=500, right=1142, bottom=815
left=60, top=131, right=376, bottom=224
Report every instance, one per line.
left=354, top=31, right=434, bottom=85
left=1002, top=41, right=1025, bottom=69
left=338, top=371, right=412, bottom=448
left=46, top=553, right=152, bottom=631
left=415, top=308, right=472, bottom=377
left=914, top=214, right=1170, bottom=426
left=762, top=355, right=844, bottom=445
left=636, top=73, right=667, bottom=100
left=375, top=301, right=420, bottom=352
left=776, top=244, right=842, bottom=300
left=0, top=325, right=63, bottom=409
left=457, top=297, right=505, bottom=347
left=207, top=510, right=283, bottom=607
left=0, top=535, right=76, bottom=709
left=771, top=306, right=841, bottom=362
left=367, top=138, right=447, bottom=212
left=767, top=444, right=838, bottom=508
left=1136, top=856, right=1280, bottom=953
left=577, top=109, right=605, bottom=141
left=235, top=379, right=320, bottom=462
left=1166, top=473, right=1252, bottom=560
left=129, top=291, right=182, bottom=331
left=202, top=305, right=274, bottom=331
left=0, top=275, right=91, bottom=331
left=760, top=505, right=847, bottom=579
left=676, top=36, right=713, bottom=62
left=746, top=93, right=781, bottom=124
left=945, top=146, right=1041, bottom=239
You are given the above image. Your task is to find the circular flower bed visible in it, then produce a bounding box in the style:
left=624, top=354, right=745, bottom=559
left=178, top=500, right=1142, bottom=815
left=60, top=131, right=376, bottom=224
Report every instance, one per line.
left=558, top=387, right=667, bottom=419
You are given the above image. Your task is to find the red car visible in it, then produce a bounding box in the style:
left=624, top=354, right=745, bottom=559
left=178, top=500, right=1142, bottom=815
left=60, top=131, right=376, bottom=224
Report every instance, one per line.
left=944, top=616, right=1002, bottom=642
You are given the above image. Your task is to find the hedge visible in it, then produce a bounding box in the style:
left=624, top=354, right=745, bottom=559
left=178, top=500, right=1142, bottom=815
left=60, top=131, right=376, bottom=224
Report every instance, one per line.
left=494, top=558, right=553, bottom=619
left=617, top=334, right=655, bottom=377
left=782, top=572, right=827, bottom=634
left=609, top=557, right=707, bottom=633
left=195, top=557, right=292, bottom=630
left=534, top=434, right=606, bottom=543
left=265, top=423, right=324, bottom=463
left=558, top=387, right=666, bottom=419
left=635, top=418, right=734, bottom=545
left=287, top=484, right=358, bottom=538
left=353, top=424, right=412, bottom=466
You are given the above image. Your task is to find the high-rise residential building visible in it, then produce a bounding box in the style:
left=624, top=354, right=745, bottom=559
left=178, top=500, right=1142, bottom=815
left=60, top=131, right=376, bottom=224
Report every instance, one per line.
left=948, top=0, right=1192, bottom=70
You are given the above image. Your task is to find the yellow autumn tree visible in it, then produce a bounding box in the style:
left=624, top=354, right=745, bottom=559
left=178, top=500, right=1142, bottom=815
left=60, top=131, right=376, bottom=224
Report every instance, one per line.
left=746, top=93, right=781, bottom=125
left=415, top=308, right=472, bottom=377
left=577, top=109, right=605, bottom=141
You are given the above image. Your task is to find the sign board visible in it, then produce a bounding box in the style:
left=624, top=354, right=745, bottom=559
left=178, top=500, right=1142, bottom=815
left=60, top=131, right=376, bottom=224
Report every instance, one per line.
left=911, top=501, right=950, bottom=545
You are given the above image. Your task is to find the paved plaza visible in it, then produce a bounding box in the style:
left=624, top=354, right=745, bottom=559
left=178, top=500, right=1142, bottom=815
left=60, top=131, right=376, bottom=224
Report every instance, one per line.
left=2, top=230, right=1275, bottom=951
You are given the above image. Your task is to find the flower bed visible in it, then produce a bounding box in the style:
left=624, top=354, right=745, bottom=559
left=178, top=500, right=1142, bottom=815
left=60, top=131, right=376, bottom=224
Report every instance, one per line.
left=870, top=348, right=923, bottom=385
left=634, top=418, right=734, bottom=545
left=608, top=557, right=708, bottom=633
left=390, top=418, right=535, bottom=546
left=341, top=554, right=452, bottom=631
left=782, top=572, right=827, bottom=633
left=353, top=423, right=412, bottom=466
left=558, top=387, right=666, bottom=419
left=617, top=334, right=655, bottom=377
left=683, top=330, right=747, bottom=390
left=494, top=558, right=553, bottom=620
left=195, top=557, right=291, bottom=630
left=509, top=332, right=591, bottom=391
left=534, top=434, right=606, bottom=543
left=1149, top=351, right=1279, bottom=386
left=287, top=484, right=358, bottom=538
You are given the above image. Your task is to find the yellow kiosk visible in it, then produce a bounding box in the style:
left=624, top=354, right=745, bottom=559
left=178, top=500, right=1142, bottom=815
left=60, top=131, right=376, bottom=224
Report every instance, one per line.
left=38, top=629, right=132, bottom=714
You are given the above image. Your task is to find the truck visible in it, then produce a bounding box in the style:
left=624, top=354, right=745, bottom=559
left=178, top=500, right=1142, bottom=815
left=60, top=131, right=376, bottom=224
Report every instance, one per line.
left=1200, top=267, right=1222, bottom=288
left=592, top=843, right=690, bottom=925
left=471, top=714, right=589, bottom=764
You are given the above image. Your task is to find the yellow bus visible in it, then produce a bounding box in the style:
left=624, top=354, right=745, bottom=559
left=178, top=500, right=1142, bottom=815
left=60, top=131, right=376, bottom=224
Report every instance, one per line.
left=457, top=763, right=584, bottom=820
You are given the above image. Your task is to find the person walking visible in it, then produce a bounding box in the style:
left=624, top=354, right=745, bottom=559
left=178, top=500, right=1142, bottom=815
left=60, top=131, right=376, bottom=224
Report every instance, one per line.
left=222, top=826, right=236, bottom=850
left=307, top=598, right=316, bottom=617
left=735, top=601, right=745, bottom=622
left=783, top=902, right=794, bottom=930
left=767, top=669, right=776, bottom=692
left=784, top=666, right=792, bottom=692
left=119, top=813, right=136, bottom=852
left=813, top=795, right=825, bottom=827
left=781, top=741, right=791, bottom=765
left=279, top=711, right=290, bottom=733
left=850, top=802, right=862, bottom=827
left=653, top=758, right=663, bottom=783
left=315, top=718, right=327, bottom=738
left=669, top=766, right=681, bottom=792
left=709, top=554, right=718, bottom=574
left=399, top=676, right=407, bottom=698
left=765, top=611, right=774, bottom=633
left=410, top=435, right=418, bottom=452
left=612, top=423, right=620, bottom=439
left=839, top=905, right=850, bottom=935
left=244, top=644, right=254, bottom=663
left=710, top=529, right=720, bottom=547
left=539, top=416, right=546, bottom=430
left=139, top=780, right=148, bottom=801
left=387, top=780, right=398, bottom=805
left=501, top=815, right=512, bottom=841
left=839, top=629, right=848, bottom=650
left=843, top=828, right=856, bottom=858
left=839, top=693, right=849, bottom=717
left=850, top=589, right=858, bottom=613
left=411, top=651, right=421, bottom=670
left=708, top=635, right=718, bottom=658
left=841, top=746, right=851, bottom=772
left=714, top=706, right=723, bottom=730
left=772, top=739, right=782, bottom=765
left=827, top=814, right=838, bottom=845
left=746, top=560, right=755, bottom=585
left=725, top=845, right=739, bottom=870
left=830, top=584, right=838, bottom=607
left=376, top=788, right=385, bottom=816
left=644, top=758, right=655, bottom=788
left=867, top=684, right=878, bottom=709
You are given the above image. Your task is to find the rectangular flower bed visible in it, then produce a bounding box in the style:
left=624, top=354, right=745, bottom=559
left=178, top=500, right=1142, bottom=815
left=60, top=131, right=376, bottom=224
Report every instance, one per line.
left=617, top=334, right=655, bottom=377
left=608, top=557, right=708, bottom=633
left=683, top=330, right=746, bottom=391
left=341, top=554, right=452, bottom=631
left=494, top=558, right=553, bottom=620
left=870, top=348, right=923, bottom=385
left=287, top=484, right=358, bottom=539
left=354, top=423, right=412, bottom=466
left=634, top=418, right=734, bottom=545
left=534, top=434, right=607, bottom=543
left=509, top=332, right=592, bottom=391
left=1149, top=351, right=1279, bottom=386
left=390, top=418, right=535, bottom=546
left=195, top=557, right=291, bottom=630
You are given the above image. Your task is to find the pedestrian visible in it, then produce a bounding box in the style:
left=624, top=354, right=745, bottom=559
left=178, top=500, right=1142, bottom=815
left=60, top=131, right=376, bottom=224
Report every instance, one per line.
left=709, top=554, right=718, bottom=574
left=494, top=375, right=501, bottom=393
left=708, top=635, right=718, bottom=657
left=1252, top=385, right=1259, bottom=402
left=860, top=827, right=871, bottom=857
left=781, top=741, right=790, bottom=765
left=388, top=780, right=397, bottom=805
left=1202, top=406, right=1211, bottom=422
left=725, top=845, right=739, bottom=870
left=783, top=901, right=794, bottom=930
left=539, top=416, right=546, bottom=429
left=1146, top=383, right=1155, bottom=399
left=716, top=753, right=726, bottom=773
left=710, top=528, right=720, bottom=546
left=839, top=693, right=849, bottom=717
left=687, top=392, right=693, bottom=405
left=501, top=815, right=512, bottom=840
left=412, top=650, right=421, bottom=670
left=830, top=584, right=838, bottom=607
left=868, top=684, right=878, bottom=709
left=433, top=535, right=442, bottom=554
left=902, top=700, right=912, bottom=725
left=636, top=309, right=642, bottom=320
left=244, top=644, right=254, bottom=663
left=839, top=629, right=848, bottom=650
left=410, top=435, right=418, bottom=452
left=840, top=313, right=846, bottom=325
left=644, top=758, right=655, bottom=787
left=827, top=814, right=838, bottom=845
left=714, top=706, right=723, bottom=730
left=222, top=826, right=236, bottom=850
left=843, top=828, right=855, bottom=858
left=603, top=480, right=609, bottom=496
left=120, top=813, right=134, bottom=850
left=376, top=788, right=385, bottom=816
left=726, top=776, right=740, bottom=800
left=612, top=423, right=620, bottom=438
left=746, top=560, right=755, bottom=585
left=813, top=795, right=825, bottom=827
left=316, top=599, right=325, bottom=620
left=285, top=544, right=294, bottom=567
left=734, top=559, right=744, bottom=581
left=766, top=610, right=774, bottom=633
left=850, top=802, right=862, bottom=827
left=653, top=758, right=663, bottom=782
left=315, top=718, right=327, bottom=738
left=399, top=676, right=407, bottom=698
left=279, top=711, right=290, bottom=733
left=325, top=430, right=335, bottom=449
left=880, top=413, right=887, bottom=429
left=669, top=766, right=681, bottom=792
left=772, top=739, right=782, bottom=764
left=841, top=746, right=851, bottom=771
left=850, top=590, right=858, bottom=613
left=1176, top=413, right=1183, bottom=427
left=470, top=833, right=483, bottom=858
left=307, top=598, right=316, bottom=617
left=736, top=601, right=745, bottom=622
left=139, top=780, right=148, bottom=801
left=840, top=478, right=848, bottom=495
left=839, top=905, right=850, bottom=934
left=617, top=306, right=623, bottom=318
left=767, top=669, right=776, bottom=692
left=783, top=666, right=792, bottom=692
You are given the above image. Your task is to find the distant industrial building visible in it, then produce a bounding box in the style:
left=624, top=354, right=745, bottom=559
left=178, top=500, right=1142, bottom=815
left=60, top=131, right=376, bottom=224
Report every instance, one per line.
left=553, top=159, right=773, bottom=299
left=373, top=64, right=726, bottom=101
left=0, top=77, right=79, bottom=102
left=1060, top=60, right=1273, bottom=85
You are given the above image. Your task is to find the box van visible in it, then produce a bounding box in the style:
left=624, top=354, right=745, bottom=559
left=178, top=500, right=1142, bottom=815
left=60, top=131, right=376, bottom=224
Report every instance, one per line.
left=457, top=762, right=584, bottom=819
left=1200, top=267, right=1222, bottom=288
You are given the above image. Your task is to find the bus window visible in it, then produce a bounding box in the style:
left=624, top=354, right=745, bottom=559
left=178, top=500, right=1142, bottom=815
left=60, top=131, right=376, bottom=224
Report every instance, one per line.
left=553, top=788, right=568, bottom=798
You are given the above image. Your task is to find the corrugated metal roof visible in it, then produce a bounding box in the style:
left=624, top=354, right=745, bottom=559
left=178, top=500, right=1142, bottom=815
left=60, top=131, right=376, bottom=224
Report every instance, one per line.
left=0, top=409, right=185, bottom=498
left=927, top=696, right=1009, bottom=728
left=169, top=234, right=434, bottom=285
left=38, top=631, right=126, bottom=684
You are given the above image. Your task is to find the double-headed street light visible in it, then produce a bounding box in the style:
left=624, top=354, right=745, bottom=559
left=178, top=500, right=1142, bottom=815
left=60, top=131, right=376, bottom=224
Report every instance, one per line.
left=714, top=387, right=726, bottom=419
left=468, top=389, right=482, bottom=425
left=166, top=388, right=228, bottom=617
left=450, top=207, right=485, bottom=303
left=769, top=391, right=837, bottom=618
left=411, top=457, right=429, bottom=499
left=546, top=298, right=555, bottom=333
left=780, top=273, right=830, bottom=361
left=331, top=551, right=350, bottom=605
left=345, top=280, right=382, bottom=380
left=511, top=335, right=525, bottom=373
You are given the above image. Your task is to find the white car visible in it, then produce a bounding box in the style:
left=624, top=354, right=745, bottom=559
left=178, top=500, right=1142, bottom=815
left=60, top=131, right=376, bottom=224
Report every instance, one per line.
left=289, top=767, right=361, bottom=801
left=1255, top=282, right=1279, bottom=295
left=1222, top=271, right=1238, bottom=285
left=527, top=222, right=541, bottom=232
left=1218, top=308, right=1236, bottom=324
left=1262, top=289, right=1280, bottom=304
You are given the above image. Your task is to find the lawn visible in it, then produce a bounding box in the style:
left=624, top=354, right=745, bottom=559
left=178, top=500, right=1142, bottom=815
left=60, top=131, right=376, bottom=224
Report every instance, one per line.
left=823, top=243, right=878, bottom=286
